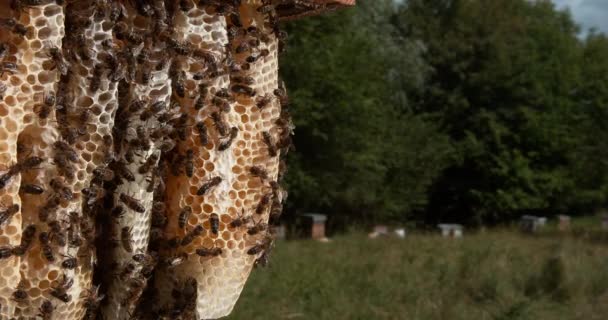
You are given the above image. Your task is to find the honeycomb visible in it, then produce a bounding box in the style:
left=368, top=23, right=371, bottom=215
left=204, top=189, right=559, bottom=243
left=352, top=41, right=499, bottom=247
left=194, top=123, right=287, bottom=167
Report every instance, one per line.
left=0, top=0, right=353, bottom=319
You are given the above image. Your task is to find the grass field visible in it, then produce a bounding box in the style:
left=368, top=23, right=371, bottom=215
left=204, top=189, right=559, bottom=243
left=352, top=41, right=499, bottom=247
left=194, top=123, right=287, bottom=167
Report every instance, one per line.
left=227, top=229, right=608, bottom=320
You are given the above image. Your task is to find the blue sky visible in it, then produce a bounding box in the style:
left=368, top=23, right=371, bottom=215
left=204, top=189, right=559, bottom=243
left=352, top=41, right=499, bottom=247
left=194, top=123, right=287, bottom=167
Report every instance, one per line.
left=551, top=0, right=608, bottom=34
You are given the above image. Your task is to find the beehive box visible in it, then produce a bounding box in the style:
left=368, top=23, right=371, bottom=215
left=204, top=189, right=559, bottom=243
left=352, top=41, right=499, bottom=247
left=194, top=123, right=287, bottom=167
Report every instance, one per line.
left=0, top=0, right=354, bottom=319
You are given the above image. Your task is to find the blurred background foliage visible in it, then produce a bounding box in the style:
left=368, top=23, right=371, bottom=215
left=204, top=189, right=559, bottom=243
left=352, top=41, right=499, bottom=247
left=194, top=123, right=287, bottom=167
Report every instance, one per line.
left=278, top=0, right=608, bottom=229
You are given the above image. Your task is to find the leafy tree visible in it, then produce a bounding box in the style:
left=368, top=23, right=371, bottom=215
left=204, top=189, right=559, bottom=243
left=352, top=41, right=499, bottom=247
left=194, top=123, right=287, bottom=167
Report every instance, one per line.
left=396, top=0, right=586, bottom=224
left=280, top=0, right=453, bottom=226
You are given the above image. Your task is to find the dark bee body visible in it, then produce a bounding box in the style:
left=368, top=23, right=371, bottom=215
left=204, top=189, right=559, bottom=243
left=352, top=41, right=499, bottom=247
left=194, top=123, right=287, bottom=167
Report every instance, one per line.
left=93, top=166, right=114, bottom=182
left=61, top=256, right=77, bottom=269
left=255, top=192, right=273, bottom=215
left=209, top=213, right=219, bottom=235
left=82, top=286, right=103, bottom=320
left=50, top=287, right=71, bottom=303
left=196, top=176, right=222, bottom=196
left=250, top=165, right=269, bottom=180
left=50, top=178, right=73, bottom=201
left=39, top=232, right=55, bottom=262
left=120, top=193, right=146, bottom=213
left=114, top=161, right=135, bottom=182
left=20, top=155, right=44, bottom=170
left=118, top=262, right=136, bottom=281
left=184, top=149, right=194, bottom=177
left=111, top=206, right=125, bottom=219
left=54, top=141, right=78, bottom=163
left=48, top=46, right=69, bottom=75
left=89, top=64, right=103, bottom=92
left=218, top=127, right=238, bottom=151
left=211, top=112, right=228, bottom=136
left=178, top=206, right=192, bottom=229
left=0, top=246, right=12, bottom=259
left=139, top=153, right=160, bottom=174
left=19, top=183, right=44, bottom=195
left=180, top=225, right=203, bottom=246
left=12, top=280, right=28, bottom=302
left=38, top=196, right=60, bottom=222
left=121, top=227, right=133, bottom=253
left=12, top=224, right=35, bottom=256
left=36, top=91, right=56, bottom=119
left=247, top=221, right=268, bottom=236
left=0, top=204, right=19, bottom=226
left=195, top=246, right=222, bottom=257
left=195, top=121, right=209, bottom=146
left=231, top=84, right=256, bottom=97
left=262, top=131, right=278, bottom=157
left=229, top=209, right=251, bottom=228
left=38, top=300, right=54, bottom=320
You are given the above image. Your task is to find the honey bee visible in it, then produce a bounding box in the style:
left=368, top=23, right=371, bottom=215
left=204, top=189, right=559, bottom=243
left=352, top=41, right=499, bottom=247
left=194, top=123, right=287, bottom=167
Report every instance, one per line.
left=218, top=126, right=238, bottom=151
left=0, top=18, right=27, bottom=37
left=120, top=193, right=145, bottom=214
left=121, top=227, right=133, bottom=253
left=0, top=246, right=12, bottom=259
left=196, top=176, right=222, bottom=196
left=195, top=246, right=222, bottom=257
left=122, top=276, right=146, bottom=308
left=262, top=131, right=278, bottom=157
left=139, top=153, right=160, bottom=174
left=82, top=286, right=104, bottom=320
left=38, top=299, right=54, bottom=320
left=274, top=83, right=289, bottom=106
left=111, top=206, right=125, bottom=219
left=195, top=121, right=209, bottom=146
left=247, top=220, right=268, bottom=236
left=61, top=255, right=78, bottom=269
left=35, top=91, right=56, bottom=119
left=209, top=213, right=219, bottom=235
left=93, top=166, right=115, bottom=182
left=49, top=220, right=66, bottom=246
left=50, top=276, right=72, bottom=303
left=53, top=154, right=75, bottom=181
left=0, top=61, right=17, bottom=77
left=19, top=155, right=45, bottom=170
left=118, top=262, right=136, bottom=281
left=253, top=94, right=271, bottom=110
left=212, top=96, right=231, bottom=113
left=89, top=63, right=104, bottom=92
left=229, top=209, right=252, bottom=228
left=173, top=79, right=186, bottom=98
left=183, top=149, right=194, bottom=178
left=12, top=224, right=35, bottom=256
left=39, top=196, right=60, bottom=222
left=159, top=139, right=176, bottom=153
left=0, top=204, right=19, bottom=226
left=113, top=161, right=135, bottom=182
left=249, top=165, right=269, bottom=180
left=140, top=67, right=151, bottom=85
left=39, top=231, right=54, bottom=262
left=255, top=192, right=273, bottom=215
left=54, top=140, right=78, bottom=163
left=49, top=177, right=73, bottom=201
left=180, top=225, right=204, bottom=246
left=247, top=236, right=274, bottom=256
left=47, top=46, right=69, bottom=75
left=178, top=206, right=192, bottom=229
left=12, top=279, right=28, bottom=302
left=232, top=75, right=255, bottom=85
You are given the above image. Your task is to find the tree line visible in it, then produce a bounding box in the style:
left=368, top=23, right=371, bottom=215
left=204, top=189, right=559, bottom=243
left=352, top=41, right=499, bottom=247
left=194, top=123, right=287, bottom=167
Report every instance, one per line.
left=279, top=0, right=608, bottom=228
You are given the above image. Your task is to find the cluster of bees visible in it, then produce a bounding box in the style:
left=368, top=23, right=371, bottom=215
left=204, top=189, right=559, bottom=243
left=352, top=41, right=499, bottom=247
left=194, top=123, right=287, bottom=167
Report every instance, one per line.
left=1, top=0, right=293, bottom=319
